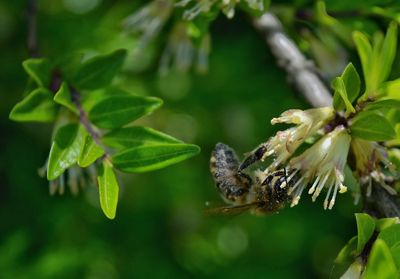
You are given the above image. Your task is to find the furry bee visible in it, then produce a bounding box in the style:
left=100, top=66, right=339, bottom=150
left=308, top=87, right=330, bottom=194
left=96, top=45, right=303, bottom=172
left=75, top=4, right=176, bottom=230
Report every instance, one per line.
left=209, top=143, right=293, bottom=215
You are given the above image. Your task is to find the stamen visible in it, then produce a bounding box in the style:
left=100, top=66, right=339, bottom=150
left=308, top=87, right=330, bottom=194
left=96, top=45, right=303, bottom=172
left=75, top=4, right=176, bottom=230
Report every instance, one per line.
left=308, top=176, right=321, bottom=194
left=323, top=184, right=333, bottom=210
left=288, top=176, right=305, bottom=195
left=312, top=172, right=329, bottom=202
left=329, top=181, right=340, bottom=210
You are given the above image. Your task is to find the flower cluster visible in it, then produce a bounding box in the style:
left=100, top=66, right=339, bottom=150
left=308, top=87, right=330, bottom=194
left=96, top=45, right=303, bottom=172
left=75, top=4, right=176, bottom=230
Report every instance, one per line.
left=176, top=0, right=265, bottom=20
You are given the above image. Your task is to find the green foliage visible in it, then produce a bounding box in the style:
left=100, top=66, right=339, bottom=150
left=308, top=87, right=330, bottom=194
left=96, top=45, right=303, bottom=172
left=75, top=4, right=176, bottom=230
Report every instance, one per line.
left=332, top=63, right=360, bottom=113
left=88, top=95, right=163, bottom=129
left=355, top=213, right=375, bottom=254
left=73, top=49, right=127, bottom=90
left=363, top=239, right=398, bottom=279
left=10, top=48, right=200, bottom=219
left=97, top=160, right=119, bottom=219
left=350, top=110, right=396, bottom=141
left=103, top=126, right=182, bottom=150
left=47, top=123, right=86, bottom=180
left=22, top=58, right=52, bottom=87
left=9, top=88, right=57, bottom=122
left=113, top=144, right=200, bottom=173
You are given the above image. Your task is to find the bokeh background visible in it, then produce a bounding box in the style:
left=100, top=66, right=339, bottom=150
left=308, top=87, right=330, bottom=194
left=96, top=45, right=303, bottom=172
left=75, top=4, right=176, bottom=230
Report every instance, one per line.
left=1, top=1, right=359, bottom=278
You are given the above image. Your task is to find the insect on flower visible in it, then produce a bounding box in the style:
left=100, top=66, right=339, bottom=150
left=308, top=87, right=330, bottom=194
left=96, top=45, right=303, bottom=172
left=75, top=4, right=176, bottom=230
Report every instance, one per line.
left=209, top=143, right=297, bottom=215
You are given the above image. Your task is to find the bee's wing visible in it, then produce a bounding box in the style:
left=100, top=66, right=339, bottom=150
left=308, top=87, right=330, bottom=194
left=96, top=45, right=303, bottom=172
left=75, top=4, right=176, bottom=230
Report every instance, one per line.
left=204, top=202, right=261, bottom=216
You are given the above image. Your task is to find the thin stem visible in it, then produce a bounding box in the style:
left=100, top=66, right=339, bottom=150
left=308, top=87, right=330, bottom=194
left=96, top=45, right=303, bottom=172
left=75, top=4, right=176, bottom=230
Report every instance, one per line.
left=27, top=0, right=40, bottom=57
left=253, top=13, right=332, bottom=107
left=70, top=86, right=104, bottom=151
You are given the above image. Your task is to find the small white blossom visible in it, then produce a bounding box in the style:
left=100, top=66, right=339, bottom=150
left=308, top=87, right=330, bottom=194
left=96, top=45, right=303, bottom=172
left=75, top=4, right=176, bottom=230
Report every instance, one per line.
left=287, top=126, right=351, bottom=209
left=124, top=0, right=173, bottom=52
left=264, top=107, right=334, bottom=170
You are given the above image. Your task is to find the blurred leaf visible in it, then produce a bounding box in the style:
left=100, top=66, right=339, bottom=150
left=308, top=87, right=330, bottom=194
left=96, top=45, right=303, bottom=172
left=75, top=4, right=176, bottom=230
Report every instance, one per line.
left=78, top=134, right=104, bottom=167
left=89, top=95, right=162, bottom=129
left=350, top=111, right=396, bottom=141
left=378, top=22, right=397, bottom=85
left=332, top=77, right=356, bottom=114
left=333, top=63, right=360, bottom=111
left=363, top=239, right=398, bottom=279
left=381, top=79, right=400, bottom=100
left=376, top=218, right=400, bottom=232
left=344, top=165, right=360, bottom=194
left=22, top=58, right=52, bottom=87
left=378, top=224, right=400, bottom=248
left=54, top=82, right=78, bottom=114
left=391, top=243, right=400, bottom=270
left=9, top=88, right=57, bottom=122
left=102, top=126, right=182, bottom=150
left=352, top=31, right=372, bottom=88
left=74, top=49, right=127, bottom=90
left=113, top=144, right=200, bottom=173
left=47, top=124, right=86, bottom=180
left=355, top=213, right=375, bottom=254
left=364, top=99, right=400, bottom=111
left=335, top=236, right=358, bottom=264
left=97, top=161, right=119, bottom=219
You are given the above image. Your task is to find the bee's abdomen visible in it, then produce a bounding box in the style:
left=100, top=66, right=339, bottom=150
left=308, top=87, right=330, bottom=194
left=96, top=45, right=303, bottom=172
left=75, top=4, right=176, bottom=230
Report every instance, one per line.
left=210, top=143, right=252, bottom=203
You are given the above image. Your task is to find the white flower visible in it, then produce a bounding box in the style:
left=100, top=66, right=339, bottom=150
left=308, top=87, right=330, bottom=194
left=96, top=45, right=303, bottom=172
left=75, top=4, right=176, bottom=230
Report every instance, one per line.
left=124, top=0, right=173, bottom=51
left=264, top=107, right=334, bottom=170
left=159, top=22, right=210, bottom=75
left=287, top=126, right=351, bottom=209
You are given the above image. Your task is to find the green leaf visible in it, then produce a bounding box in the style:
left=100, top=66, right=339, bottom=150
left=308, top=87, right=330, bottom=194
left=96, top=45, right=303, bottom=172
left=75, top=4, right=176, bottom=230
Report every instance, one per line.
left=391, top=243, right=400, bottom=269
left=335, top=236, right=358, bottom=264
left=344, top=165, right=360, bottom=194
left=47, top=124, right=86, bottom=180
left=353, top=31, right=372, bottom=87
left=9, top=88, right=57, bottom=122
left=78, top=134, right=105, bottom=167
left=350, top=111, right=396, bottom=141
left=381, top=79, right=400, bottom=100
left=363, top=239, right=398, bottom=279
left=333, top=63, right=360, bottom=111
left=54, top=82, right=78, bottom=114
left=89, top=95, right=162, bottom=129
left=376, top=218, right=400, bottom=232
left=74, top=49, right=127, bottom=90
left=378, top=22, right=398, bottom=85
left=355, top=213, right=375, bottom=254
left=364, top=99, right=400, bottom=111
left=112, top=144, right=200, bottom=173
left=102, top=126, right=182, bottom=150
left=97, top=161, right=119, bottom=219
left=378, top=224, right=400, bottom=248
left=22, top=58, right=52, bottom=87
left=332, top=77, right=356, bottom=114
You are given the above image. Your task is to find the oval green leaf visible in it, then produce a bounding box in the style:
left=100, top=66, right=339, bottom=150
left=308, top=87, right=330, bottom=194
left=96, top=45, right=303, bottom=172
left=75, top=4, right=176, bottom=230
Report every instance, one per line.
left=22, top=58, right=52, bottom=87
left=97, top=161, right=119, bottom=219
left=102, top=126, right=182, bottom=150
left=78, top=134, right=105, bottom=167
left=333, top=63, right=360, bottom=111
left=350, top=111, right=396, bottom=141
left=355, top=213, right=376, bottom=254
left=74, top=49, right=127, bottom=90
left=363, top=239, right=398, bottom=279
left=378, top=224, right=400, bottom=248
left=112, top=144, right=200, bottom=173
left=364, top=99, right=400, bottom=111
left=89, top=95, right=162, bottom=129
left=9, top=88, right=57, bottom=123
left=47, top=124, right=86, bottom=180
left=54, top=82, right=78, bottom=114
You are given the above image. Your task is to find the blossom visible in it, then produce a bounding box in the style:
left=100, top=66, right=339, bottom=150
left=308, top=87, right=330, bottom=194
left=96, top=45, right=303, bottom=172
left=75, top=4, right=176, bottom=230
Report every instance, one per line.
left=286, top=126, right=351, bottom=209
left=159, top=22, right=211, bottom=75
left=123, top=0, right=173, bottom=52
left=176, top=0, right=265, bottom=20
left=264, top=107, right=334, bottom=170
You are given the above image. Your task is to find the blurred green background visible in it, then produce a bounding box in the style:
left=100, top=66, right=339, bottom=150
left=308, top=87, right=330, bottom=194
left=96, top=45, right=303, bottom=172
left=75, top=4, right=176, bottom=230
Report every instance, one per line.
left=0, top=1, right=358, bottom=278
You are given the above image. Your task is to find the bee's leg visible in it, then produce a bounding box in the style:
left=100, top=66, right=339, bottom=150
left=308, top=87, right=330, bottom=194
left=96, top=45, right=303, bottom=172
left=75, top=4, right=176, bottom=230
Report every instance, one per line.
left=238, top=143, right=268, bottom=172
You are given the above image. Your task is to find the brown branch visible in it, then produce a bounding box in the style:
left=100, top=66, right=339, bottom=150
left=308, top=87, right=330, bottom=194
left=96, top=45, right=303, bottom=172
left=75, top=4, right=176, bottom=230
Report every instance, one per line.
left=27, top=0, right=40, bottom=57
left=253, top=12, right=399, bottom=218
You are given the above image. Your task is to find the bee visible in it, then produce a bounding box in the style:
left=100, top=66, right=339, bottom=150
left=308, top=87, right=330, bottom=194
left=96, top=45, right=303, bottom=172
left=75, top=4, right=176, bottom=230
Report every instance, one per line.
left=209, top=143, right=294, bottom=215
